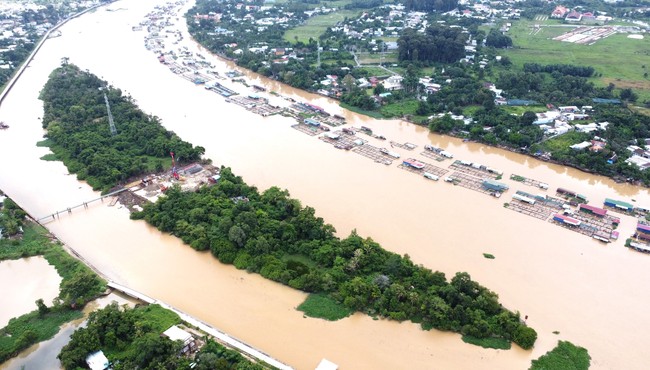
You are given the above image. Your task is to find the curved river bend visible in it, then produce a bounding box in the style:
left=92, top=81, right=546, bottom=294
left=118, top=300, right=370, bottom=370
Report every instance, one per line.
left=1, top=1, right=649, bottom=369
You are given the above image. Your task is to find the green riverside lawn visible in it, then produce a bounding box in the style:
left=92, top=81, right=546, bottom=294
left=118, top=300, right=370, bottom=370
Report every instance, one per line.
left=297, top=293, right=353, bottom=321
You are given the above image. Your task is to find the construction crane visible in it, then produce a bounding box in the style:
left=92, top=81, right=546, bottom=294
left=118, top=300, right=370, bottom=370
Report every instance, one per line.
left=102, top=90, right=117, bottom=136
left=170, top=151, right=179, bottom=180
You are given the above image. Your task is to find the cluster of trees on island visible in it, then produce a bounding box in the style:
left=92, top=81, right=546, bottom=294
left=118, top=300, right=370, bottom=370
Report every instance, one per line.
left=59, top=303, right=264, bottom=370
left=131, top=168, right=538, bottom=349
left=39, top=63, right=204, bottom=192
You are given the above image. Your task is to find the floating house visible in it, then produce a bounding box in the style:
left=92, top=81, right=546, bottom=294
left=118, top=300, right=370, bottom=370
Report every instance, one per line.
left=604, top=198, right=634, bottom=212
left=637, top=232, right=650, bottom=242
left=593, top=231, right=611, bottom=243
left=579, top=204, right=607, bottom=217
left=557, top=188, right=577, bottom=197
left=553, top=213, right=581, bottom=226
left=629, top=241, right=650, bottom=253
left=636, top=223, right=650, bottom=234
left=513, top=193, right=536, bottom=205
left=402, top=159, right=425, bottom=169
left=304, top=118, right=320, bottom=127
left=482, top=179, right=509, bottom=192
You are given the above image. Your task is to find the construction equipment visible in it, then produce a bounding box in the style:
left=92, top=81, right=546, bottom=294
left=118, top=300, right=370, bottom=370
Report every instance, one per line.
left=170, top=151, right=180, bottom=180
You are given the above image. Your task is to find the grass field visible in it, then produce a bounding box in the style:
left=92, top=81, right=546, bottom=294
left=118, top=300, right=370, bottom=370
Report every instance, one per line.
left=503, top=19, right=650, bottom=100
left=357, top=66, right=391, bottom=77
left=380, top=99, right=419, bottom=118
left=356, top=51, right=399, bottom=64
left=462, top=335, right=511, bottom=350
left=297, top=294, right=353, bottom=321
left=540, top=131, right=591, bottom=154
left=284, top=6, right=361, bottom=43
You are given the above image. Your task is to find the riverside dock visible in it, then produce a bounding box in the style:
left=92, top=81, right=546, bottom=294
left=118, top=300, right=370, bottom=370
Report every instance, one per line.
left=397, top=158, right=449, bottom=177
left=510, top=174, right=549, bottom=190
left=419, top=149, right=447, bottom=162
left=389, top=141, right=417, bottom=151
left=449, top=160, right=502, bottom=180
left=352, top=143, right=393, bottom=165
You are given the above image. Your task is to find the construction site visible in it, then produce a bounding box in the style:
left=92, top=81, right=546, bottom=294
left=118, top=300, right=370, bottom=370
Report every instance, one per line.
left=116, top=153, right=220, bottom=212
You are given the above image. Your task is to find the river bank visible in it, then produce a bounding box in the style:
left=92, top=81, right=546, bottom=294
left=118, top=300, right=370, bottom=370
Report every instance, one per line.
left=1, top=0, right=650, bottom=369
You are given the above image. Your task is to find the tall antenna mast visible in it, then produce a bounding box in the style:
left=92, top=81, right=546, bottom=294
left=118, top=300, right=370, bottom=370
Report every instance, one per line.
left=103, top=91, right=117, bottom=136
left=317, top=40, right=321, bottom=68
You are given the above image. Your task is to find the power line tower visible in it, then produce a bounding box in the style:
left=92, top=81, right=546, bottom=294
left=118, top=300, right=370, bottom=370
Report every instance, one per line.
left=103, top=91, right=117, bottom=136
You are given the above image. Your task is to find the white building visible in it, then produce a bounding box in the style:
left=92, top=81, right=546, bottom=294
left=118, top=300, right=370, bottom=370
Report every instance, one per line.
left=86, top=350, right=109, bottom=370
left=570, top=141, right=592, bottom=150
left=381, top=75, right=403, bottom=90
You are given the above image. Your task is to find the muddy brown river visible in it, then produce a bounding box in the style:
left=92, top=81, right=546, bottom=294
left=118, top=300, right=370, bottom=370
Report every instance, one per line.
left=1, top=1, right=649, bottom=369
left=0, top=257, right=60, bottom=328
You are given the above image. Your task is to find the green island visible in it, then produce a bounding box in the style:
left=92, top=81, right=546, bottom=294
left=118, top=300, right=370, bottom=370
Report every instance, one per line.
left=0, top=195, right=105, bottom=363
left=131, top=172, right=537, bottom=349
left=186, top=0, right=650, bottom=186
left=38, top=63, right=205, bottom=192
left=37, top=65, right=537, bottom=349
left=59, top=303, right=268, bottom=370
left=529, top=340, right=591, bottom=370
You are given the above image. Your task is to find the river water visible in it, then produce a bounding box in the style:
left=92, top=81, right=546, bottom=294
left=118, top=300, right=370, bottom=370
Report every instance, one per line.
left=0, top=0, right=649, bottom=369
left=0, top=257, right=61, bottom=328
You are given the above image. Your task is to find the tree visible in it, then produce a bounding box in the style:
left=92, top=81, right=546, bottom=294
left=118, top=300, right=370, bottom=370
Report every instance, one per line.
left=485, top=29, right=512, bottom=49
left=60, top=269, right=104, bottom=307
left=429, top=114, right=461, bottom=133
left=403, top=64, right=420, bottom=95
left=521, top=111, right=538, bottom=126
left=36, top=298, right=49, bottom=317
left=620, top=88, right=638, bottom=102
left=513, top=325, right=538, bottom=349
left=228, top=224, right=247, bottom=248
left=341, top=74, right=357, bottom=92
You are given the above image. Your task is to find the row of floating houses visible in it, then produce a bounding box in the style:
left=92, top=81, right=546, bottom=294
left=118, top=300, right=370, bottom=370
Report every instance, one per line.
left=522, top=188, right=650, bottom=248
left=144, top=4, right=650, bottom=256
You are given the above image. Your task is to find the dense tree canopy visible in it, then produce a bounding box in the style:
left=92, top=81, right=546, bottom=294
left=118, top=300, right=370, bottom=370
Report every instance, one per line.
left=523, top=63, right=595, bottom=78
left=132, top=168, right=536, bottom=349
left=404, top=0, right=459, bottom=12
left=0, top=196, right=27, bottom=237
left=39, top=64, right=204, bottom=192
left=398, top=25, right=467, bottom=64
left=58, top=303, right=265, bottom=370
left=485, top=29, right=512, bottom=49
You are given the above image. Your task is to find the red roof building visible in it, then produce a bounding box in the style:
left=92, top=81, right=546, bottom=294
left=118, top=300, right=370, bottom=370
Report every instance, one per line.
left=579, top=204, right=607, bottom=217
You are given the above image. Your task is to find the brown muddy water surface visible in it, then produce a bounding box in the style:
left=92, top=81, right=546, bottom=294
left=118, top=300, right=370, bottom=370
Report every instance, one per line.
left=0, top=0, right=649, bottom=369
